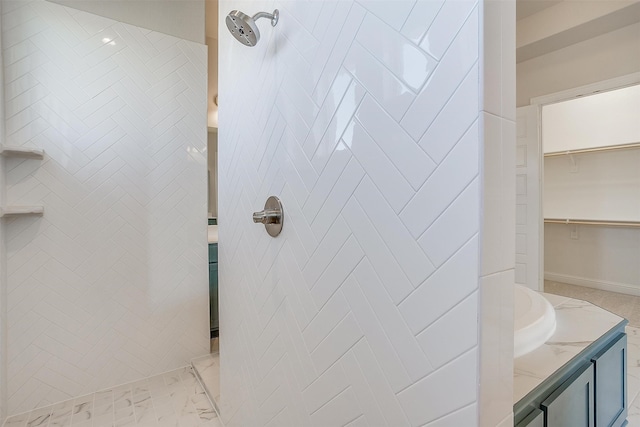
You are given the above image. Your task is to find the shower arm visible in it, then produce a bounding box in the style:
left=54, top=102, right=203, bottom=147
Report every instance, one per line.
left=252, top=10, right=279, bottom=27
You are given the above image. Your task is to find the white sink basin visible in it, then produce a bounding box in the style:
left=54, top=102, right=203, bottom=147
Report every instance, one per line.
left=514, top=284, right=556, bottom=358
left=208, top=225, right=218, bottom=243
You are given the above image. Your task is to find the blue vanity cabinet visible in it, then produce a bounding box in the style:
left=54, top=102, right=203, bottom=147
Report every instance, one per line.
left=209, top=243, right=219, bottom=335
left=541, top=363, right=595, bottom=427
left=516, top=409, right=544, bottom=427
left=592, top=333, right=627, bottom=427
left=514, top=326, right=627, bottom=427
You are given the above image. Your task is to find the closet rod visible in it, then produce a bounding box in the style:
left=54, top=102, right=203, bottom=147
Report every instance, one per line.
left=544, top=142, right=640, bottom=157
left=544, top=218, right=640, bottom=228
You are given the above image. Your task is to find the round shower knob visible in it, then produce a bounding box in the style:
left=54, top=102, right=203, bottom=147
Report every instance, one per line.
left=252, top=196, right=283, bottom=237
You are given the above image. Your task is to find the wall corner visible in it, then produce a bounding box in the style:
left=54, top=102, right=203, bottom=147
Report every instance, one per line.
left=478, top=0, right=516, bottom=426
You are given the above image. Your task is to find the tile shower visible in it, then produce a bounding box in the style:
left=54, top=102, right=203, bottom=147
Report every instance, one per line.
left=0, top=0, right=519, bottom=425
left=0, top=0, right=208, bottom=416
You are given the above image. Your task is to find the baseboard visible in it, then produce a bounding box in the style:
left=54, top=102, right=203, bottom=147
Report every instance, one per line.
left=544, top=272, right=640, bottom=297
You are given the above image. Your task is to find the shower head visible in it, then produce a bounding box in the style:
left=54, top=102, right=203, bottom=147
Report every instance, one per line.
left=225, top=9, right=279, bottom=47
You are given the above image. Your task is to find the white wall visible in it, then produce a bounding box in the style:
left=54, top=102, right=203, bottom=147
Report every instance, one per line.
left=517, top=22, right=640, bottom=106
left=542, top=84, right=640, bottom=154
left=545, top=224, right=640, bottom=292
left=2, top=0, right=208, bottom=414
left=218, top=0, right=492, bottom=425
left=47, top=0, right=205, bottom=44
left=544, top=150, right=640, bottom=221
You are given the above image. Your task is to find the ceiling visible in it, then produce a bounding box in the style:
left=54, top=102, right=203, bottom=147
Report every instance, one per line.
left=517, top=0, right=563, bottom=20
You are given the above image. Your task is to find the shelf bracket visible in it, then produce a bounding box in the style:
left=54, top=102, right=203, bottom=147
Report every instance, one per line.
left=567, top=153, right=578, bottom=172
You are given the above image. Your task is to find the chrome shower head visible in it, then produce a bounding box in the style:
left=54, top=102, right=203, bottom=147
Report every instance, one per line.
left=226, top=9, right=279, bottom=47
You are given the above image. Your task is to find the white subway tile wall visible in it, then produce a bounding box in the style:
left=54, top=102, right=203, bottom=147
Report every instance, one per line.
left=1, top=0, right=208, bottom=415
left=479, top=0, right=516, bottom=425
left=218, top=0, right=482, bottom=425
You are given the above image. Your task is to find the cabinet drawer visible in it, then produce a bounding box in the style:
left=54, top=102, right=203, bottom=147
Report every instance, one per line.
left=209, top=243, right=218, bottom=264
left=541, top=362, right=595, bottom=427
left=592, top=333, right=627, bottom=427
left=516, top=408, right=543, bottom=427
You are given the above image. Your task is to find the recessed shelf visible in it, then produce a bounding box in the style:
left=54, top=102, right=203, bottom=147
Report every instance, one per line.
left=0, top=206, right=44, bottom=218
left=0, top=146, right=44, bottom=159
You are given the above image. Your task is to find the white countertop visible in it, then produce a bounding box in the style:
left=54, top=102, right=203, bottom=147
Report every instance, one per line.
left=514, top=293, right=624, bottom=403
left=208, top=225, right=218, bottom=244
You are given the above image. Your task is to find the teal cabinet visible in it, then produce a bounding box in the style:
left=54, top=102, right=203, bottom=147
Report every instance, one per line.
left=541, top=363, right=594, bottom=427
left=209, top=243, right=219, bottom=335
left=515, top=328, right=627, bottom=427
left=209, top=243, right=218, bottom=264
left=592, top=334, right=627, bottom=427
left=516, top=409, right=544, bottom=427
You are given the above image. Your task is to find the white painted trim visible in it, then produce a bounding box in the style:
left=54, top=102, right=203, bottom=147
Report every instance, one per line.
left=530, top=72, right=640, bottom=106
left=536, top=104, right=544, bottom=292
left=545, top=272, right=640, bottom=297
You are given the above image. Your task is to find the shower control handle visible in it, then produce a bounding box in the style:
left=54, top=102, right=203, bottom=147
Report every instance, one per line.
left=253, top=196, right=283, bottom=237
left=253, top=209, right=279, bottom=224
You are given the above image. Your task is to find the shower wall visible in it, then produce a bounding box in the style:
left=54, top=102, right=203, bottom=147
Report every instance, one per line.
left=2, top=0, right=208, bottom=414
left=48, top=0, right=205, bottom=43
left=218, top=0, right=494, bottom=425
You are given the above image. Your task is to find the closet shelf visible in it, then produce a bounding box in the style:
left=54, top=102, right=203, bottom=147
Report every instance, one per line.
left=0, top=146, right=44, bottom=159
left=544, top=142, right=640, bottom=157
left=544, top=218, right=640, bottom=228
left=0, top=206, right=44, bottom=218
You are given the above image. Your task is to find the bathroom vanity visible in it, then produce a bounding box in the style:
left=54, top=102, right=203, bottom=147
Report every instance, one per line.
left=514, top=294, right=628, bottom=427
left=208, top=221, right=219, bottom=336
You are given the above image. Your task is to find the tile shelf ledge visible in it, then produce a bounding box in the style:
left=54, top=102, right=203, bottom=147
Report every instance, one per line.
left=0, top=206, right=44, bottom=218
left=0, top=145, right=44, bottom=159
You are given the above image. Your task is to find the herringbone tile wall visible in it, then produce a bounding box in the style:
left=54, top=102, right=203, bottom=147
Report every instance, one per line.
left=1, top=0, right=209, bottom=415
left=218, top=0, right=482, bottom=425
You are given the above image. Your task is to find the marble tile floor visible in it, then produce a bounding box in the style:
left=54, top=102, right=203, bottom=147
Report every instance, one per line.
left=545, top=280, right=640, bottom=425
left=1, top=367, right=221, bottom=427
